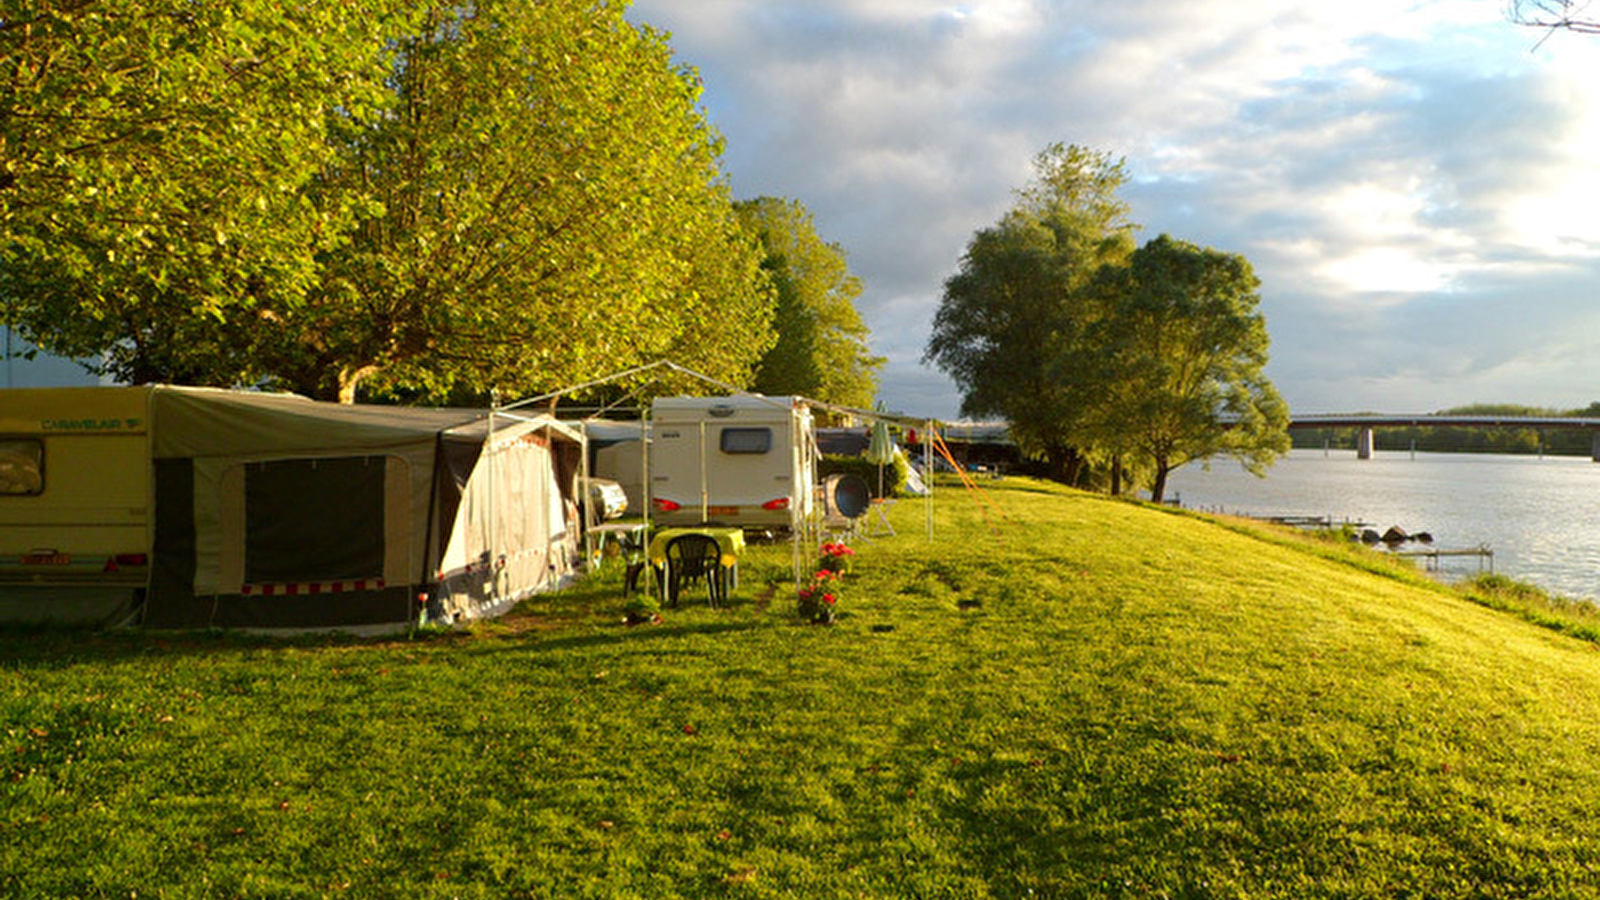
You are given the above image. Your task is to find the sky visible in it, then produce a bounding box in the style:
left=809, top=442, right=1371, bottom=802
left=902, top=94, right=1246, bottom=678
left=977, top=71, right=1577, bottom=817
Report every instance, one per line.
left=625, top=0, right=1600, bottom=421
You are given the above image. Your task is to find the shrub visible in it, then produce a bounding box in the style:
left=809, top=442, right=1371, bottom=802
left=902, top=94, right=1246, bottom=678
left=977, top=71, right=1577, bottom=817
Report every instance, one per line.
left=818, top=453, right=908, bottom=498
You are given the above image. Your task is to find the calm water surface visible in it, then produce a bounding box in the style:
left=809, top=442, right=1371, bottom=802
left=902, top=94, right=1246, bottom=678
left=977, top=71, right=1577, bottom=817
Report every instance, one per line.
left=1166, top=449, right=1600, bottom=601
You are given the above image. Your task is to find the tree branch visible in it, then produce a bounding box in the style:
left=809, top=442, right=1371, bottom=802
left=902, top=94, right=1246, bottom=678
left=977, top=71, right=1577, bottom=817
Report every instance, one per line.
left=1509, top=0, right=1600, bottom=37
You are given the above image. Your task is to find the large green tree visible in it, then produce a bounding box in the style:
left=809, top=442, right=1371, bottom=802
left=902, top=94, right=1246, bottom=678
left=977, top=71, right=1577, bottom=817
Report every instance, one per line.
left=1090, top=234, right=1290, bottom=503
left=0, top=0, right=405, bottom=384
left=277, top=2, right=773, bottom=402
left=1, top=1, right=774, bottom=402
left=735, top=196, right=880, bottom=408
left=924, top=144, right=1135, bottom=483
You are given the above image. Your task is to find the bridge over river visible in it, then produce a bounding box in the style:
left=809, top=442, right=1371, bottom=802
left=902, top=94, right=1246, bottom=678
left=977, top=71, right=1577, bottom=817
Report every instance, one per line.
left=1289, top=414, right=1600, bottom=461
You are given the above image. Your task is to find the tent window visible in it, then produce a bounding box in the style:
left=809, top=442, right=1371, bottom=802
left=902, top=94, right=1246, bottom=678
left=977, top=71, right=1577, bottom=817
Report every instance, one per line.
left=720, top=427, right=772, bottom=455
left=245, top=456, right=386, bottom=583
left=0, top=439, right=43, bottom=495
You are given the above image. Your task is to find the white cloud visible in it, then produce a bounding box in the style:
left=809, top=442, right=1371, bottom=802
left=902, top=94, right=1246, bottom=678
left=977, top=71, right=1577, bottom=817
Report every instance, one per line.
left=629, top=0, right=1600, bottom=419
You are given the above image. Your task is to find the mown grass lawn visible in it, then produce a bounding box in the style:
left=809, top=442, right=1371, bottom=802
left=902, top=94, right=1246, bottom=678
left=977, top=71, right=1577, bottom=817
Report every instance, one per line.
left=5, top=478, right=1600, bottom=898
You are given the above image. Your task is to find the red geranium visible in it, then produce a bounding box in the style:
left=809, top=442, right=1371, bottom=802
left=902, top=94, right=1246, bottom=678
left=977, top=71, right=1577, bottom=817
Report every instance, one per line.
left=799, top=566, right=843, bottom=623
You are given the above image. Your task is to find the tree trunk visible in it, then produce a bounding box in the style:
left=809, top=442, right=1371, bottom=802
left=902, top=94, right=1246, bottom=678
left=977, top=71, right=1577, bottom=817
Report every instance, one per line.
left=1149, top=460, right=1171, bottom=504
left=1063, top=451, right=1084, bottom=487
left=1110, top=455, right=1123, bottom=496
left=337, top=364, right=381, bottom=404
left=1044, top=445, right=1083, bottom=486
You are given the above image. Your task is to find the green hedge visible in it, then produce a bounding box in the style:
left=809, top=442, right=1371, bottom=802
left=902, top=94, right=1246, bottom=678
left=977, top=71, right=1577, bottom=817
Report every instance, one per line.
left=818, top=453, right=908, bottom=498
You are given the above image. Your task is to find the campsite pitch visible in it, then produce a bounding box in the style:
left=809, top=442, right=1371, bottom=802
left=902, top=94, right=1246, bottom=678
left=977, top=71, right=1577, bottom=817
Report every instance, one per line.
left=6, top=479, right=1600, bottom=897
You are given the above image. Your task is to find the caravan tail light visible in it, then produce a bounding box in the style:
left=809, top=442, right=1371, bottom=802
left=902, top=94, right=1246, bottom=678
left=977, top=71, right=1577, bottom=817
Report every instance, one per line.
left=653, top=498, right=683, bottom=513
left=103, top=553, right=149, bottom=573
left=761, top=498, right=790, bottom=511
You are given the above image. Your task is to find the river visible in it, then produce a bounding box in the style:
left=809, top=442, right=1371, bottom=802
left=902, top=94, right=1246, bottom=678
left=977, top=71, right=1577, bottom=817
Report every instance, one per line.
left=1164, top=449, right=1600, bottom=601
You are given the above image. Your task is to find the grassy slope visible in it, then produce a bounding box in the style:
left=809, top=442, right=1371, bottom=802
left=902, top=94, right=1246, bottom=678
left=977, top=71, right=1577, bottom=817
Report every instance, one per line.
left=4, top=479, right=1600, bottom=898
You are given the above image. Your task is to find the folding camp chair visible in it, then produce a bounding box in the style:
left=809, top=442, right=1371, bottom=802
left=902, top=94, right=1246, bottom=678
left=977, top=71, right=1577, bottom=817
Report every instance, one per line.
left=864, top=497, right=897, bottom=537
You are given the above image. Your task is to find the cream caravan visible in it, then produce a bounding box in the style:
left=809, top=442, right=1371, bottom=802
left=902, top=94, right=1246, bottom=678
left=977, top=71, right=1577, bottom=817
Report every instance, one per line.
left=646, top=395, right=817, bottom=531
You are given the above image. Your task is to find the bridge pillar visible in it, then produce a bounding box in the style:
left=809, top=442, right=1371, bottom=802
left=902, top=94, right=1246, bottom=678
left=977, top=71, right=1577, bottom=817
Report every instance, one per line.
left=1357, top=427, right=1375, bottom=460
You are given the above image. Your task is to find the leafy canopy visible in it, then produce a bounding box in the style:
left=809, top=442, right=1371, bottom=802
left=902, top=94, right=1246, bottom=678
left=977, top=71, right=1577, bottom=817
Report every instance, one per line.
left=0, top=0, right=407, bottom=385
left=736, top=196, right=881, bottom=409
left=0, top=1, right=776, bottom=403
left=927, top=143, right=1288, bottom=495
left=1090, top=234, right=1290, bottom=502
left=925, top=143, right=1135, bottom=482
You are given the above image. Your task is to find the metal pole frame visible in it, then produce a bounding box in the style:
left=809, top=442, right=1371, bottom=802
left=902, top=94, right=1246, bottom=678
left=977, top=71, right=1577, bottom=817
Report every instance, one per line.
left=487, top=390, right=500, bottom=606
left=925, top=419, right=935, bottom=542
left=487, top=359, right=954, bottom=605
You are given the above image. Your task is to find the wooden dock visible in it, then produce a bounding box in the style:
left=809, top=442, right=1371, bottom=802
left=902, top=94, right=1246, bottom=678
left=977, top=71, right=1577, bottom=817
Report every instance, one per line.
left=1258, top=514, right=1369, bottom=529
left=1389, top=545, right=1495, bottom=573
left=1235, top=511, right=1495, bottom=574
left=1236, top=513, right=1371, bottom=530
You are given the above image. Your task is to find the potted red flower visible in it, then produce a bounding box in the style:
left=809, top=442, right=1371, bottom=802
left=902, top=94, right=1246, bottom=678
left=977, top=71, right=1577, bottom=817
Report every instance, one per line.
left=819, top=541, right=855, bottom=575
left=798, top=568, right=841, bottom=624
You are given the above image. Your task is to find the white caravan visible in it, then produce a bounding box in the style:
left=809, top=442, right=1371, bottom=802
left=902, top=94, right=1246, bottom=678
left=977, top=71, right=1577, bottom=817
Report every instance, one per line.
left=646, top=395, right=817, bottom=531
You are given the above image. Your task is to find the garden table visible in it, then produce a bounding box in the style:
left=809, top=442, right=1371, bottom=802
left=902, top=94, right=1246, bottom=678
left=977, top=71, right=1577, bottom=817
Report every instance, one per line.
left=647, top=526, right=744, bottom=604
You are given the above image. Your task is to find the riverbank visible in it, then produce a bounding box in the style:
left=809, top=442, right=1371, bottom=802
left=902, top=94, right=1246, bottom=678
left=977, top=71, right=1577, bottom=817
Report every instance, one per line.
left=5, top=478, right=1600, bottom=897
left=1168, top=448, right=1600, bottom=602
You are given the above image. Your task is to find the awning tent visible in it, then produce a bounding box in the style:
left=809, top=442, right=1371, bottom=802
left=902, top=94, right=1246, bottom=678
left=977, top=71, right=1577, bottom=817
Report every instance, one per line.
left=143, top=387, right=583, bottom=629
left=0, top=385, right=582, bottom=630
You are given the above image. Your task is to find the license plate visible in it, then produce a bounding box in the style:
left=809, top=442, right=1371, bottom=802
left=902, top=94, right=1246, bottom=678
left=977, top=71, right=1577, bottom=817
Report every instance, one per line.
left=706, top=506, right=739, bottom=516
left=21, top=552, right=70, bottom=565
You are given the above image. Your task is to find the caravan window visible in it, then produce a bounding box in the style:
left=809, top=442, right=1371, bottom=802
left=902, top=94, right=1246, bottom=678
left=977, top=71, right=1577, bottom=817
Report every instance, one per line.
left=244, top=456, right=386, bottom=584
left=0, top=440, right=43, bottom=495
left=720, top=427, right=772, bottom=455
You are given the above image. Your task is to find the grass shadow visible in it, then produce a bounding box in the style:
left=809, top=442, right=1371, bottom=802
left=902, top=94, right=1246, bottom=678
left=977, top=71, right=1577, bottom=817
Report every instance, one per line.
left=0, top=619, right=480, bottom=671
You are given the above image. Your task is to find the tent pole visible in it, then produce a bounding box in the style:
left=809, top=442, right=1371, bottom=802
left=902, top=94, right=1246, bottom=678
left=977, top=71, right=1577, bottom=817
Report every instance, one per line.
left=579, top=421, right=593, bottom=566
left=925, top=419, right=935, bottom=542
left=504, top=360, right=674, bottom=412
left=488, top=391, right=499, bottom=605
left=793, top=403, right=810, bottom=609
left=699, top=419, right=709, bottom=524
left=642, top=410, right=654, bottom=606
left=548, top=419, right=561, bottom=584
